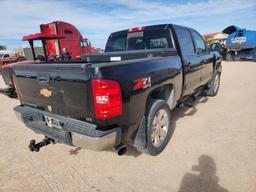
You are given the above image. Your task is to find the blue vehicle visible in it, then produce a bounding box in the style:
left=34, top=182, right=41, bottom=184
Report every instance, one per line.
left=223, top=25, right=256, bottom=61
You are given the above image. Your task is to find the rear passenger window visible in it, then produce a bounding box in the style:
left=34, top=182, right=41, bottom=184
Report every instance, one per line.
left=191, top=31, right=206, bottom=52
left=175, top=29, right=194, bottom=55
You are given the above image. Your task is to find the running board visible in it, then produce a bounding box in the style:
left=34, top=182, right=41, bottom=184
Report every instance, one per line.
left=179, top=91, right=201, bottom=108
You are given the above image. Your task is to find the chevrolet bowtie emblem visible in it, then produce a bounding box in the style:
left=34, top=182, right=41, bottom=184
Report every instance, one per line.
left=40, top=89, right=52, bottom=97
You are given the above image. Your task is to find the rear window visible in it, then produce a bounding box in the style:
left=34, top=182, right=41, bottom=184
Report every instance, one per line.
left=105, top=33, right=127, bottom=52
left=105, top=29, right=172, bottom=52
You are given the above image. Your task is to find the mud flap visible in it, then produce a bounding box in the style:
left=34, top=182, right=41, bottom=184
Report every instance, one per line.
left=133, top=116, right=147, bottom=150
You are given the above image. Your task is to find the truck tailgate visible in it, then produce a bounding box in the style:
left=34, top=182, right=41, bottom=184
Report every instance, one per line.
left=13, top=63, right=94, bottom=121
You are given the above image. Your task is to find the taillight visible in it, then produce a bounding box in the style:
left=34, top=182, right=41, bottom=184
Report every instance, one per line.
left=92, top=79, right=122, bottom=119
left=128, top=27, right=145, bottom=33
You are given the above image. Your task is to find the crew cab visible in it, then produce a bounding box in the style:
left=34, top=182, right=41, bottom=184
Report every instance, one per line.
left=13, top=24, right=222, bottom=156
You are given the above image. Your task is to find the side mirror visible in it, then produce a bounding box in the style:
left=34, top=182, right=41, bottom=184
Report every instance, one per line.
left=210, top=43, right=222, bottom=52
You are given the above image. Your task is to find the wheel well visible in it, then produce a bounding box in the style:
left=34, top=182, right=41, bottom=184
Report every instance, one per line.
left=146, top=84, right=175, bottom=110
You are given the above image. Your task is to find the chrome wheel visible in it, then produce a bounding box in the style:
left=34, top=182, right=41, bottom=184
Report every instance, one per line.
left=213, top=74, right=220, bottom=93
left=151, top=109, right=169, bottom=148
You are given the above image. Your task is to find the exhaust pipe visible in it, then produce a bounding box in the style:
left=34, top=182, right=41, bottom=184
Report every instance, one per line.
left=115, top=143, right=127, bottom=156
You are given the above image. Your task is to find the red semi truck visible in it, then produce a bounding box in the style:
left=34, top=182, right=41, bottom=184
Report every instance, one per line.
left=23, top=20, right=99, bottom=61
left=0, top=21, right=99, bottom=97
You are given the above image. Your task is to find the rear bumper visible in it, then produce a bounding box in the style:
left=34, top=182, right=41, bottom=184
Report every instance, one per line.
left=14, top=105, right=121, bottom=151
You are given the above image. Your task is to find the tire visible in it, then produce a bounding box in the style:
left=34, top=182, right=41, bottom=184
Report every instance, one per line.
left=226, top=53, right=234, bottom=61
left=206, top=72, right=221, bottom=97
left=140, top=99, right=173, bottom=156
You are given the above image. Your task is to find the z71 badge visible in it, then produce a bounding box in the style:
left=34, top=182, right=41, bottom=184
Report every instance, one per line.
left=133, top=77, right=151, bottom=91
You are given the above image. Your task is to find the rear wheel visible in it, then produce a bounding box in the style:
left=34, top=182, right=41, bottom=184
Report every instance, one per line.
left=139, top=99, right=173, bottom=156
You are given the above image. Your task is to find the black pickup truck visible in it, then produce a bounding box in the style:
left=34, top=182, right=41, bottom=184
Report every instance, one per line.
left=13, top=24, right=222, bottom=156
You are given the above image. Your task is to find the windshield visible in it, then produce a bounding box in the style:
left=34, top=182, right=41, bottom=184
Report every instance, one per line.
left=105, top=29, right=173, bottom=52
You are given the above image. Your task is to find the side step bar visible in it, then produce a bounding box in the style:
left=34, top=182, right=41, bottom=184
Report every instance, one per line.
left=179, top=91, right=202, bottom=108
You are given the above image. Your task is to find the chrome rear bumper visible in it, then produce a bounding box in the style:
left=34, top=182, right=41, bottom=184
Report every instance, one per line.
left=14, top=105, right=121, bottom=151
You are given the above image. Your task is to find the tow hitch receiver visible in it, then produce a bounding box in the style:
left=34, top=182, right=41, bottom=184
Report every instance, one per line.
left=29, top=137, right=55, bottom=152
left=0, top=87, right=17, bottom=98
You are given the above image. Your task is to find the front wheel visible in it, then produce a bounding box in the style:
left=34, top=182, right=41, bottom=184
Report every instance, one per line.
left=140, top=99, right=173, bottom=156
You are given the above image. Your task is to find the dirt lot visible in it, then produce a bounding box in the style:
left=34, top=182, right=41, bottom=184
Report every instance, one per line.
left=0, top=61, right=255, bottom=192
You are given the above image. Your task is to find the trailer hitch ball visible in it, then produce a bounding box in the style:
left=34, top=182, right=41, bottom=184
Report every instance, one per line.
left=29, top=139, right=39, bottom=152
left=28, top=137, right=55, bottom=152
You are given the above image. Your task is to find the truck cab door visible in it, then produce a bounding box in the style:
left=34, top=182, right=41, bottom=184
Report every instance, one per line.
left=191, top=31, right=214, bottom=86
left=175, top=28, right=201, bottom=96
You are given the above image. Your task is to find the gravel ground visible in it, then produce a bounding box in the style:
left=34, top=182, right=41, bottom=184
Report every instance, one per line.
left=0, top=61, right=255, bottom=192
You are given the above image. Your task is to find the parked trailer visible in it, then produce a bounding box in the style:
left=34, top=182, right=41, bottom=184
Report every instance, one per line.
left=223, top=25, right=256, bottom=61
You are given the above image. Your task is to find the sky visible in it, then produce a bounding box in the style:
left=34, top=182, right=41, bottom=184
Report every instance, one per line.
left=0, top=0, right=256, bottom=50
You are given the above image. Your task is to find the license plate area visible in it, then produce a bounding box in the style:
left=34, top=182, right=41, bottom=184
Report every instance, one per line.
left=44, top=115, right=62, bottom=129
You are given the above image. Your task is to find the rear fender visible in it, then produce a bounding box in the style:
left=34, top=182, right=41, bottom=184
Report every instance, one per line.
left=146, top=84, right=176, bottom=110
left=133, top=84, right=175, bottom=149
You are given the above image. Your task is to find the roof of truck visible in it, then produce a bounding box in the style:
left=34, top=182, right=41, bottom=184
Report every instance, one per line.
left=109, top=24, right=197, bottom=36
